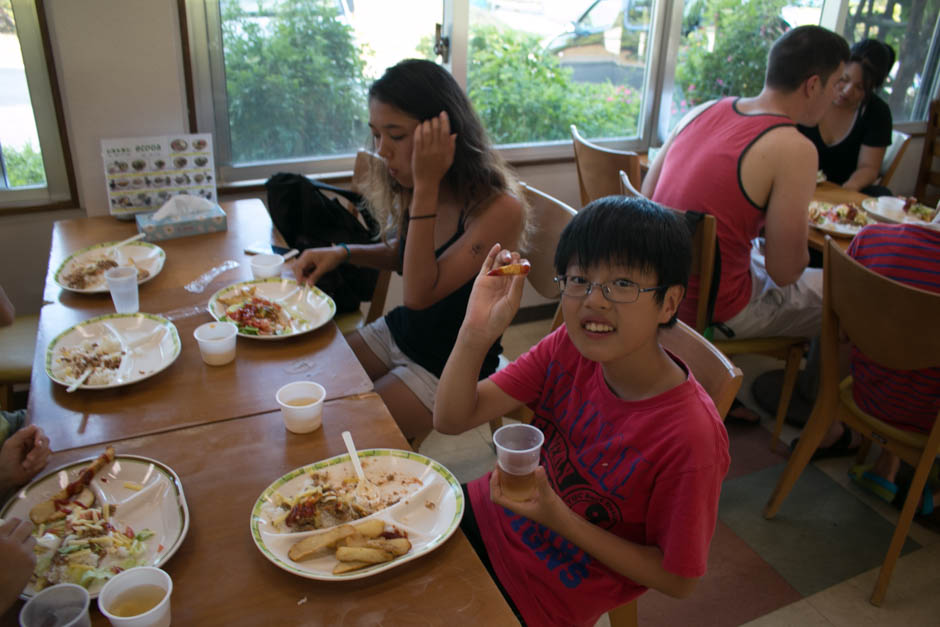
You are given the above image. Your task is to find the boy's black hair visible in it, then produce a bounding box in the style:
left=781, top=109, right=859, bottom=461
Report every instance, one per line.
left=553, top=195, right=691, bottom=327
left=765, top=25, right=849, bottom=92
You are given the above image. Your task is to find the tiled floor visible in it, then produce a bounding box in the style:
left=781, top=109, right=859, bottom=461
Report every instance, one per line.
left=419, top=319, right=940, bottom=627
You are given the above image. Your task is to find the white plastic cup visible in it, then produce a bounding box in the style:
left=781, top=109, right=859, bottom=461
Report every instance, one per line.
left=19, top=583, right=91, bottom=627
left=105, top=266, right=139, bottom=314
left=98, top=566, right=172, bottom=627
left=250, top=253, right=284, bottom=279
left=493, top=423, right=544, bottom=501
left=276, top=381, right=326, bottom=433
left=193, top=321, right=238, bottom=366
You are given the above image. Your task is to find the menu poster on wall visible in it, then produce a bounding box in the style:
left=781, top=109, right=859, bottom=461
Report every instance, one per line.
left=101, top=133, right=217, bottom=217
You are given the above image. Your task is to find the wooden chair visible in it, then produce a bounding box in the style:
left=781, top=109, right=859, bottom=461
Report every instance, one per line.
left=0, top=313, right=39, bottom=412
left=763, top=237, right=940, bottom=606
left=914, top=98, right=940, bottom=206
left=571, top=124, right=642, bottom=208
left=619, top=169, right=645, bottom=198
left=878, top=129, right=911, bottom=191
left=334, top=150, right=392, bottom=334
left=663, top=206, right=808, bottom=449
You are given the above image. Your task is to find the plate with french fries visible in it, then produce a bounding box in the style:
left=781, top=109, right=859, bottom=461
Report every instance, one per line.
left=249, top=449, right=463, bottom=580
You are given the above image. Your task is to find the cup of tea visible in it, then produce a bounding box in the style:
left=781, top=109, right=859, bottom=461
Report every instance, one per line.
left=98, top=566, right=172, bottom=627
left=19, top=583, right=91, bottom=627
left=493, top=423, right=544, bottom=501
left=276, top=381, right=326, bottom=433
left=193, top=321, right=238, bottom=366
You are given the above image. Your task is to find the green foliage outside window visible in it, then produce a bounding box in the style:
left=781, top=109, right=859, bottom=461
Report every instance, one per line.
left=220, top=0, right=369, bottom=163
left=466, top=25, right=642, bottom=144
left=672, top=0, right=788, bottom=120
left=3, top=142, right=46, bottom=188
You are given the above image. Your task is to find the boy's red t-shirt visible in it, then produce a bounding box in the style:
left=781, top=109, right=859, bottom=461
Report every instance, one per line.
left=469, top=325, right=730, bottom=627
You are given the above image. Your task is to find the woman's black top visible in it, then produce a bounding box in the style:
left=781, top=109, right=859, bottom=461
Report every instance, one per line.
left=385, top=213, right=502, bottom=379
left=797, top=94, right=892, bottom=185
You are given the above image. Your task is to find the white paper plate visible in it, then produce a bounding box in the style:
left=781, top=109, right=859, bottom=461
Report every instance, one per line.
left=208, top=278, right=336, bottom=340
left=809, top=220, right=863, bottom=237
left=45, top=313, right=181, bottom=389
left=861, top=197, right=938, bottom=225
left=54, top=241, right=165, bottom=293
left=1, top=454, right=190, bottom=599
left=250, top=449, right=463, bottom=581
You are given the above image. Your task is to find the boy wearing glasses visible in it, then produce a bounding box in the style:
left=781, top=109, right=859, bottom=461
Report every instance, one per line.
left=434, top=197, right=730, bottom=626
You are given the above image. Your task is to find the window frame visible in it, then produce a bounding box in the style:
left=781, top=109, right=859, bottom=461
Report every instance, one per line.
left=0, top=0, right=75, bottom=212
left=184, top=0, right=940, bottom=184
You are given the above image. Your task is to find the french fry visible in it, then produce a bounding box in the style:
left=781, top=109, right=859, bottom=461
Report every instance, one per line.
left=335, top=546, right=393, bottom=564
left=352, top=518, right=385, bottom=538
left=332, top=560, right=372, bottom=575
left=486, top=261, right=530, bottom=277
left=364, top=537, right=411, bottom=556
left=288, top=524, right=356, bottom=562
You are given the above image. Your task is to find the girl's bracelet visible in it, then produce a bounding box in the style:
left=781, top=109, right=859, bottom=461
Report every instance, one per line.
left=336, top=242, right=351, bottom=261
left=409, top=213, right=437, bottom=220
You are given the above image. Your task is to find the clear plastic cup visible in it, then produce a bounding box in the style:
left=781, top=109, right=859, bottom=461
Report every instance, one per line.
left=193, top=321, right=238, bottom=366
left=250, top=253, right=284, bottom=279
left=105, top=266, right=139, bottom=314
left=493, top=423, right=544, bottom=501
left=19, top=583, right=91, bottom=627
left=98, top=566, right=172, bottom=627
left=276, top=381, right=325, bottom=433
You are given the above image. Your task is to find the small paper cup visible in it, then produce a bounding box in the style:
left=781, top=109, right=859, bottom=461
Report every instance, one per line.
left=276, top=381, right=326, bottom=433
left=250, top=253, right=284, bottom=279
left=19, top=583, right=91, bottom=627
left=876, top=196, right=906, bottom=219
left=193, top=321, right=237, bottom=366
left=98, top=567, right=172, bottom=627
left=493, top=423, right=544, bottom=476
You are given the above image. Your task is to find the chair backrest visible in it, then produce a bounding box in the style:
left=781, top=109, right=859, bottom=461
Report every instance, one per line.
left=618, top=169, right=645, bottom=198
left=914, top=98, right=940, bottom=206
left=571, top=124, right=641, bottom=207
left=879, top=129, right=911, bottom=189
left=659, top=320, right=743, bottom=420
left=825, top=237, right=940, bottom=371
left=657, top=206, right=717, bottom=333
left=520, top=182, right=577, bottom=299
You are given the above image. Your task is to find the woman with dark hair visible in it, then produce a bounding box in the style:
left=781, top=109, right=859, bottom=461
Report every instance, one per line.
left=294, top=59, right=528, bottom=443
left=798, top=39, right=896, bottom=195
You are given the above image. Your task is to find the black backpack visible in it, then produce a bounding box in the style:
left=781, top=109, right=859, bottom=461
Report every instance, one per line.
left=264, top=173, right=381, bottom=314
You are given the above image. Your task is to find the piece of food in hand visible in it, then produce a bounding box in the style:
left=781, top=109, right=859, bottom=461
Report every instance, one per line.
left=29, top=446, right=115, bottom=524
left=287, top=524, right=356, bottom=562
left=487, top=260, right=531, bottom=277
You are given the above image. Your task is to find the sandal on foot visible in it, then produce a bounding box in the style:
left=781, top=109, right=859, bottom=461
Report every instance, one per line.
left=726, top=398, right=761, bottom=426
left=849, top=465, right=898, bottom=503
left=790, top=427, right=859, bottom=460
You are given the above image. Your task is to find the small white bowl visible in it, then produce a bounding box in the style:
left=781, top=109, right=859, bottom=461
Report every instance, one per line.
left=250, top=253, right=284, bottom=279
left=193, top=321, right=237, bottom=365
left=876, top=196, right=906, bottom=219
left=276, top=381, right=326, bottom=433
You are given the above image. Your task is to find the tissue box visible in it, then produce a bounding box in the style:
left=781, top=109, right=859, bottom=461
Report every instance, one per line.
left=135, top=204, right=227, bottom=242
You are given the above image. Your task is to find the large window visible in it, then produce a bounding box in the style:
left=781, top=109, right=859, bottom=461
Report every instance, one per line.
left=186, top=0, right=940, bottom=182
left=0, top=0, right=70, bottom=210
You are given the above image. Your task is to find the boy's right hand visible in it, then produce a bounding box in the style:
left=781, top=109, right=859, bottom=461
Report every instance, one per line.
left=461, top=244, right=528, bottom=344
left=292, top=246, right=348, bottom=286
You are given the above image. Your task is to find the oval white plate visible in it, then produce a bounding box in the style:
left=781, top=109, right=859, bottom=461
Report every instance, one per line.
left=207, top=278, right=336, bottom=340
left=809, top=220, right=863, bottom=237
left=250, top=449, right=463, bottom=581
left=861, top=197, right=937, bottom=225
left=1, top=454, right=190, bottom=599
left=54, top=241, right=166, bottom=293
left=45, top=313, right=181, bottom=389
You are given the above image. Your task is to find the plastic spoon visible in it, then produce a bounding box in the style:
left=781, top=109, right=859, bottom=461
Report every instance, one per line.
left=282, top=248, right=299, bottom=261
left=108, top=233, right=146, bottom=257
left=66, top=368, right=93, bottom=392
left=341, top=430, right=380, bottom=505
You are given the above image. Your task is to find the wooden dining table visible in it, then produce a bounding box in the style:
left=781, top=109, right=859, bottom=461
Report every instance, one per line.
left=5, top=197, right=519, bottom=625
left=2, top=394, right=519, bottom=626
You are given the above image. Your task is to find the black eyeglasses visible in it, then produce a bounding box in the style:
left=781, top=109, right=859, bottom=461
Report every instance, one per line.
left=553, top=275, right=664, bottom=304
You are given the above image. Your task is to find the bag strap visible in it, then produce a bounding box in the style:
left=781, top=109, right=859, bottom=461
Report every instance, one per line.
left=309, top=179, right=363, bottom=205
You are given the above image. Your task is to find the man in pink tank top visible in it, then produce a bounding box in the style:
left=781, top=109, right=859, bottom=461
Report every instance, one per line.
left=643, top=26, right=849, bottom=340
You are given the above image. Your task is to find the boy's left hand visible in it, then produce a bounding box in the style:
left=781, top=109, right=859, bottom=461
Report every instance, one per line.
left=489, top=466, right=566, bottom=528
